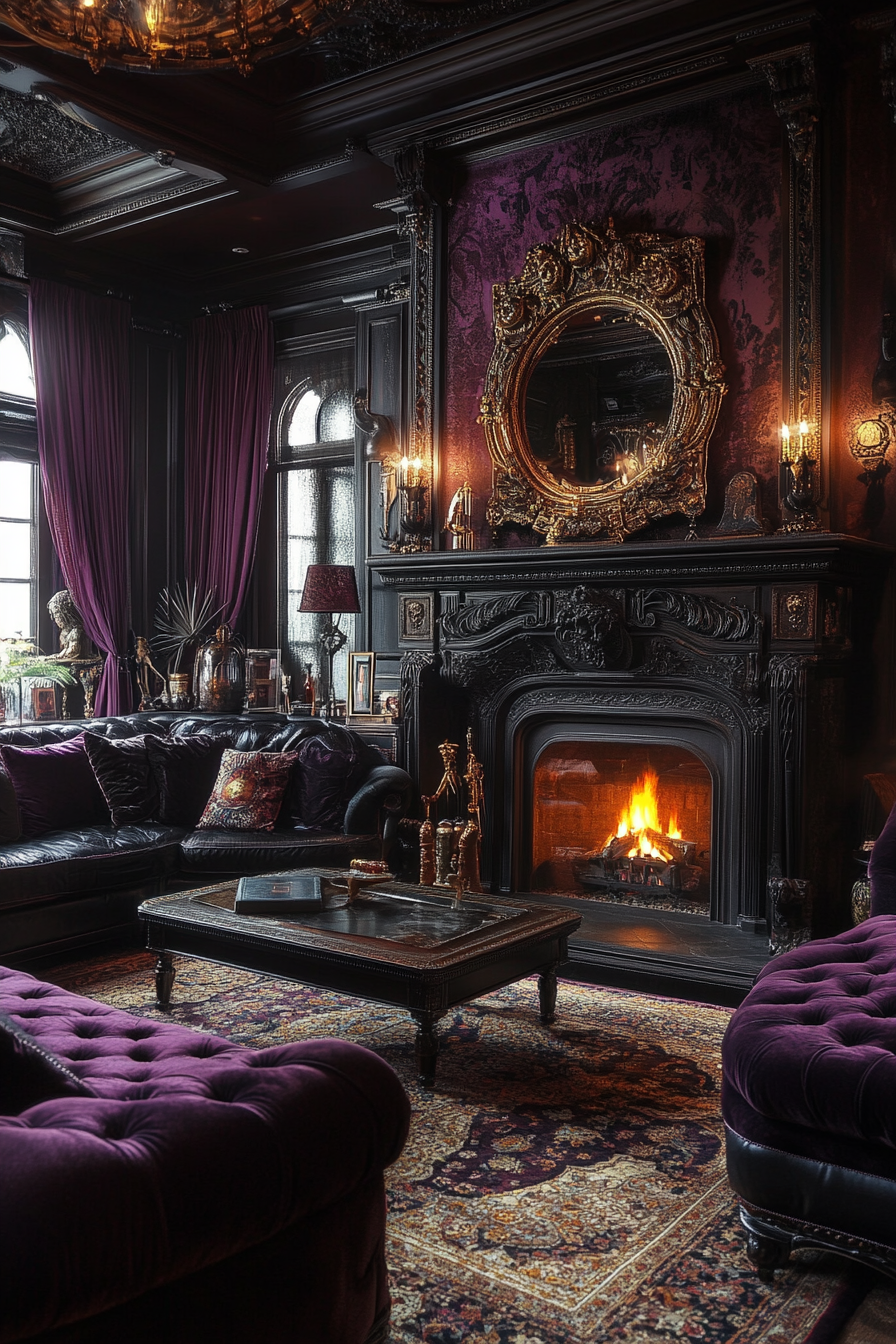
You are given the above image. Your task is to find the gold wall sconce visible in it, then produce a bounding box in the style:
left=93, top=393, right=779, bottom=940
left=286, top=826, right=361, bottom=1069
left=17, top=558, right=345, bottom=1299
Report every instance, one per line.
left=851, top=416, right=892, bottom=479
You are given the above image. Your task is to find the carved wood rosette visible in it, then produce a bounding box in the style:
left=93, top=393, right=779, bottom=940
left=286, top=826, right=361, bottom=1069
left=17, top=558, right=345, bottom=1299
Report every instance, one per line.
left=750, top=44, right=823, bottom=530
left=481, top=220, right=726, bottom=545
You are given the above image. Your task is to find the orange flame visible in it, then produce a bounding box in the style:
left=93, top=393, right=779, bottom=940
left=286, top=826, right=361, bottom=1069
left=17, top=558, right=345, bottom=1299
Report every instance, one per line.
left=605, top=770, right=681, bottom=860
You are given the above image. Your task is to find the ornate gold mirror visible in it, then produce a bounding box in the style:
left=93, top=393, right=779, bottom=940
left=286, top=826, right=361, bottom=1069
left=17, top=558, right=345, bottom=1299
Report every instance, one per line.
left=481, top=221, right=726, bottom=544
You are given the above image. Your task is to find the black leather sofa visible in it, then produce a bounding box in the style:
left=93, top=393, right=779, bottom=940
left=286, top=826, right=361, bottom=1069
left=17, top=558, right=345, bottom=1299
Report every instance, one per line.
left=0, top=712, right=412, bottom=966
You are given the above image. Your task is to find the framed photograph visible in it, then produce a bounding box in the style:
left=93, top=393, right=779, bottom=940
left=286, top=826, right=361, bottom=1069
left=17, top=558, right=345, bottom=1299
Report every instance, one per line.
left=349, top=652, right=375, bottom=715
left=246, top=649, right=281, bottom=712
left=31, top=685, right=57, bottom=721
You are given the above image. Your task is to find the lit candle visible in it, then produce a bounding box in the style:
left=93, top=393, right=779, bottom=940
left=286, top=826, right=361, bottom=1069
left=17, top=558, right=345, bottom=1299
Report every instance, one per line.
left=407, top=457, right=422, bottom=489
left=781, top=423, right=791, bottom=462
left=799, top=419, right=809, bottom=454
left=399, top=455, right=409, bottom=489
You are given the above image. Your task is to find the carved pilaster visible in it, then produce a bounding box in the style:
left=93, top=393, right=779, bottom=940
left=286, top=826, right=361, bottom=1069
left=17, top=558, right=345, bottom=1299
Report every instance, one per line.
left=400, top=650, right=440, bottom=785
left=393, top=144, right=446, bottom=551
left=767, top=654, right=814, bottom=887
left=750, top=45, right=823, bottom=524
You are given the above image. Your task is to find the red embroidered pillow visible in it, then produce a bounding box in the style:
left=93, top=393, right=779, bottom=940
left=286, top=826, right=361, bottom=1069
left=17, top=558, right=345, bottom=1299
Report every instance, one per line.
left=196, top=749, right=297, bottom=832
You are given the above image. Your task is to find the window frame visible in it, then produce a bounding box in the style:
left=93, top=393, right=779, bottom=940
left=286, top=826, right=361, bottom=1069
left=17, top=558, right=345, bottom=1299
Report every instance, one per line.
left=0, top=310, right=42, bottom=647
left=273, top=335, right=359, bottom=706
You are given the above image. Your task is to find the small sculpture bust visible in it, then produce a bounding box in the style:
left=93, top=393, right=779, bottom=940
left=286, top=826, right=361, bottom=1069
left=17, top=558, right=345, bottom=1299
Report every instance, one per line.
left=47, top=589, right=87, bottom=661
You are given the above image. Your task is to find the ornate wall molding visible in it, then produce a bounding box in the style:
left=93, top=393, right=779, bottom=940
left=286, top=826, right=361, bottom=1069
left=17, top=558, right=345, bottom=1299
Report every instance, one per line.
left=749, top=44, right=823, bottom=512
left=391, top=143, right=448, bottom=551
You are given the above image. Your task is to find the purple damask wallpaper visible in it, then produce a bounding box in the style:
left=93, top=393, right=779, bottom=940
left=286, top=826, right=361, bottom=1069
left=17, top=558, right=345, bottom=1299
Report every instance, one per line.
left=444, top=86, right=783, bottom=544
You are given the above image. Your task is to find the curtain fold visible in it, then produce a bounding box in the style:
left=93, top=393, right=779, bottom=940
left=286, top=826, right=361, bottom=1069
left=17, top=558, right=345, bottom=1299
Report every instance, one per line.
left=29, top=279, right=132, bottom=717
left=184, top=305, right=273, bottom=627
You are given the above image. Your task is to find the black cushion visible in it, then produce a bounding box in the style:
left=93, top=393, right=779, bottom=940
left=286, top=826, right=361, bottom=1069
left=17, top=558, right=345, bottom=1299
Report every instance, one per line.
left=0, top=1010, right=96, bottom=1115
left=146, top=735, right=229, bottom=827
left=84, top=732, right=159, bottom=827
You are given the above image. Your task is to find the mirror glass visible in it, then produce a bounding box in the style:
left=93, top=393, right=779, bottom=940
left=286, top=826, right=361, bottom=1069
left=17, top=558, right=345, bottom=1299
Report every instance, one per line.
left=523, top=307, right=674, bottom=489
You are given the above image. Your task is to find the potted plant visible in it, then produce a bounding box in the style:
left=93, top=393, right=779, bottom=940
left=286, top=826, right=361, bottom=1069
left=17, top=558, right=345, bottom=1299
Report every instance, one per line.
left=0, top=638, right=77, bottom=723
left=153, top=584, right=221, bottom=709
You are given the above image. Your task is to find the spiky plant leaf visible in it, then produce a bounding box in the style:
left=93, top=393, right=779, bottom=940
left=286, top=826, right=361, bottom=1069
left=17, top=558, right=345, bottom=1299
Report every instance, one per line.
left=154, top=582, right=221, bottom=674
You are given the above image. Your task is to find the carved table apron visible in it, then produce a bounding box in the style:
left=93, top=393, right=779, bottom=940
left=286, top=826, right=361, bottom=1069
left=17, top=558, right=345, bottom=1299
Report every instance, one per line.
left=139, top=872, right=581, bottom=1087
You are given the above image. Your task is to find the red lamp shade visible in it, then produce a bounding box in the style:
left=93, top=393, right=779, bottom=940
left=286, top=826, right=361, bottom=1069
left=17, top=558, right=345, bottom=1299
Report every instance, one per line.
left=298, top=564, right=361, bottom=615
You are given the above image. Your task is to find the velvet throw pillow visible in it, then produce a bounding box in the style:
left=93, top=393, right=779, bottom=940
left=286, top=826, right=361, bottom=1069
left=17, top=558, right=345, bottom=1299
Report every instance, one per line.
left=0, top=1011, right=97, bottom=1115
left=145, top=734, right=230, bottom=828
left=284, top=730, right=360, bottom=831
left=84, top=733, right=159, bottom=827
left=196, top=748, right=297, bottom=832
left=0, top=766, right=21, bottom=843
left=0, top=734, right=110, bottom=838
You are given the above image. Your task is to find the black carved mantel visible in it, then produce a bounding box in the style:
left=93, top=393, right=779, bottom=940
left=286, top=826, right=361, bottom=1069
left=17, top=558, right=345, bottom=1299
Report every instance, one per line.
left=370, top=533, right=891, bottom=935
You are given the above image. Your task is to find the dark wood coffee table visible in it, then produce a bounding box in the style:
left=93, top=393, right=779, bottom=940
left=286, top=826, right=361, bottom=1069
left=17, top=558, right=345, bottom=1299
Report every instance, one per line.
left=138, top=872, right=581, bottom=1087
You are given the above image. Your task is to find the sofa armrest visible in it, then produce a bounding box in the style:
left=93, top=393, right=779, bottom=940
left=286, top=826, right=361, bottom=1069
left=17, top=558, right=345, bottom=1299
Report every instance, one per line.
left=869, top=798, right=896, bottom=915
left=343, top=764, right=412, bottom=836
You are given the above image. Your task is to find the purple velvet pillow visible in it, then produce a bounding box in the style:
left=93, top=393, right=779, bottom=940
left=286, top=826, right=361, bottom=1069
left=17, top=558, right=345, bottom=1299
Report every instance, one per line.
left=0, top=734, right=110, bottom=838
left=146, top=734, right=230, bottom=827
left=84, top=732, right=159, bottom=827
left=284, top=729, right=359, bottom=831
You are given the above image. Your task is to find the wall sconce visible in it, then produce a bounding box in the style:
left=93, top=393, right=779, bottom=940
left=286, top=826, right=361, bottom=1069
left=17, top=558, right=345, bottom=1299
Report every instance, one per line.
left=395, top=455, right=428, bottom=551
left=851, top=416, right=891, bottom=479
left=778, top=419, right=821, bottom=533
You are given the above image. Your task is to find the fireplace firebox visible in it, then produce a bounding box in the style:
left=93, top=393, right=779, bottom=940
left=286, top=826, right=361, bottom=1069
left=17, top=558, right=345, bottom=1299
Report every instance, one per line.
left=531, top=742, right=712, bottom=909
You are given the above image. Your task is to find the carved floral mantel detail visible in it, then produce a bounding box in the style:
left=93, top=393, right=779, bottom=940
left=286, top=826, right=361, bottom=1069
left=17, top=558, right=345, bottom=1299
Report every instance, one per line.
left=480, top=219, right=726, bottom=545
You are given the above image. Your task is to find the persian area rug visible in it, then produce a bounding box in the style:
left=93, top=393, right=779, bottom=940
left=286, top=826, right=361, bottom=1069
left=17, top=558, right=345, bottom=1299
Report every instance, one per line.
left=49, top=950, right=867, bottom=1344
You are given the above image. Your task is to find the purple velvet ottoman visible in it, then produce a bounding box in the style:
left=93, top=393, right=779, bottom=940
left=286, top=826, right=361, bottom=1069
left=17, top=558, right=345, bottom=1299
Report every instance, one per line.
left=0, top=965, right=410, bottom=1343
left=723, top=917, right=896, bottom=1280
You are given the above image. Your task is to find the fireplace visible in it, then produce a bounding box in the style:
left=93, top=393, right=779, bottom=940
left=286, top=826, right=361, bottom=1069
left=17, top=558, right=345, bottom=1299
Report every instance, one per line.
left=382, top=534, right=887, bottom=938
left=530, top=741, right=712, bottom=910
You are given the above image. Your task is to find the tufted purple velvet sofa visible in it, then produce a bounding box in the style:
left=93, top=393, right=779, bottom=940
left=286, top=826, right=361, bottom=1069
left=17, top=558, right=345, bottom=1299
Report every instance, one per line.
left=723, top=917, right=896, bottom=1280
left=0, top=963, right=411, bottom=1343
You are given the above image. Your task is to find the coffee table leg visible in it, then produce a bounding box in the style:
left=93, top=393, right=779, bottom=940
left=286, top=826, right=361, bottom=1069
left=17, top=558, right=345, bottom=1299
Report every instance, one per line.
left=411, top=1010, right=441, bottom=1089
left=538, top=962, right=559, bottom=1025
left=154, top=951, right=176, bottom=1010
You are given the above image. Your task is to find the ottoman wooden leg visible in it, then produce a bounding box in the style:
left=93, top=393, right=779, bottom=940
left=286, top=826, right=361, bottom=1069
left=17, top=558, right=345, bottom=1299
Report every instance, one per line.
left=740, top=1207, right=793, bottom=1280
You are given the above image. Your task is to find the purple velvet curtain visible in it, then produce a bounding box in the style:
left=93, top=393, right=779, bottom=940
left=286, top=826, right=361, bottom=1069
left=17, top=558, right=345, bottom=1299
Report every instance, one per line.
left=184, top=306, right=273, bottom=626
left=29, top=279, right=132, bottom=717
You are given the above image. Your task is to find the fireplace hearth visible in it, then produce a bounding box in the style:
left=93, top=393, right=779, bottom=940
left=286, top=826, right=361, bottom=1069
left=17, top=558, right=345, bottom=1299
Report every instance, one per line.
left=376, top=533, right=889, bottom=942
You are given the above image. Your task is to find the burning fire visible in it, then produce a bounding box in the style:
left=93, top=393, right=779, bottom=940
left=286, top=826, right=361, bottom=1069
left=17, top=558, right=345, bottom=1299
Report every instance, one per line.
left=607, top=769, right=682, bottom=860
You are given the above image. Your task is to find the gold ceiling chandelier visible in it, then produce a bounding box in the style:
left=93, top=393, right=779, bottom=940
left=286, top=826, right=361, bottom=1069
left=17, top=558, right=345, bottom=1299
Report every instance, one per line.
left=0, top=0, right=333, bottom=75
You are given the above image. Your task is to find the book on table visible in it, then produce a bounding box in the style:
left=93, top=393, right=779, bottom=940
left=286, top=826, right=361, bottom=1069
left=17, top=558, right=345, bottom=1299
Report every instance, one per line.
left=235, top=873, right=325, bottom=915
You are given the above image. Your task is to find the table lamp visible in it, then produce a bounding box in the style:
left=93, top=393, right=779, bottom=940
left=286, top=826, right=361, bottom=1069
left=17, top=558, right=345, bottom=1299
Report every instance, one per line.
left=298, top=564, right=362, bottom=719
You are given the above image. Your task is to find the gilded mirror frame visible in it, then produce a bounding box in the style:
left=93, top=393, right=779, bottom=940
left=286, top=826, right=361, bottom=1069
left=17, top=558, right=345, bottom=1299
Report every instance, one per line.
left=481, top=221, right=726, bottom=544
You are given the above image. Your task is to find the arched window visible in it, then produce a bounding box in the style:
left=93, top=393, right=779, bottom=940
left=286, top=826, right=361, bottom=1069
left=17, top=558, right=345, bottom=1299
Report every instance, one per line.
left=0, top=321, right=35, bottom=400
left=275, top=341, right=356, bottom=709
left=285, top=387, right=322, bottom=448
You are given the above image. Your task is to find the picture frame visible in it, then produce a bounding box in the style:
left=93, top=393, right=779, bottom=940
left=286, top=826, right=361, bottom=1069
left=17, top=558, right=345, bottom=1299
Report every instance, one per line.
left=245, top=649, right=281, bottom=712
left=31, top=685, right=57, bottom=721
left=349, top=652, right=375, bottom=715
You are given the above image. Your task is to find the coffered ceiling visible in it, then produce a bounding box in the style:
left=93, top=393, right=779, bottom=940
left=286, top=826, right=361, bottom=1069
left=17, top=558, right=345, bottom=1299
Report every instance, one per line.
left=0, top=0, right=874, bottom=307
